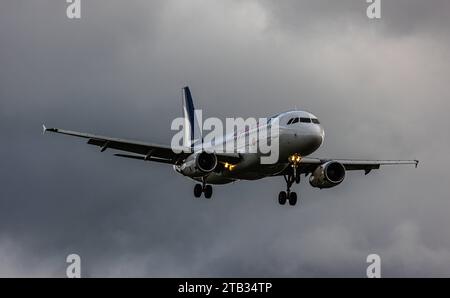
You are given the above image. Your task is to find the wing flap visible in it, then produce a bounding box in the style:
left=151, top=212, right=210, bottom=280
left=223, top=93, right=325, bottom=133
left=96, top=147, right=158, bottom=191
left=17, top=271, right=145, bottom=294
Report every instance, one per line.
left=114, top=154, right=174, bottom=164
left=87, top=138, right=153, bottom=156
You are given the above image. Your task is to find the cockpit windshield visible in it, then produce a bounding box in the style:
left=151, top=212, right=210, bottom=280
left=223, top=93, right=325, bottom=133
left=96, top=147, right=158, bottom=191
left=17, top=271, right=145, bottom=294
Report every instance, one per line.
left=286, top=116, right=320, bottom=125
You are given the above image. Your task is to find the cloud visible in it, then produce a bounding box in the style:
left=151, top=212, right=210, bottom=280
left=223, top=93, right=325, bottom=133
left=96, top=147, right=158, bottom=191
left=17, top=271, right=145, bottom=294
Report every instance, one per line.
left=261, top=0, right=450, bottom=38
left=0, top=0, right=449, bottom=277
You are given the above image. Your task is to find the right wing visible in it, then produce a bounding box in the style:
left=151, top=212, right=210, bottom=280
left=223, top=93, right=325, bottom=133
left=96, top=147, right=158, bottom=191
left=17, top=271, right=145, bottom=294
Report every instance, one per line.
left=298, top=157, right=419, bottom=175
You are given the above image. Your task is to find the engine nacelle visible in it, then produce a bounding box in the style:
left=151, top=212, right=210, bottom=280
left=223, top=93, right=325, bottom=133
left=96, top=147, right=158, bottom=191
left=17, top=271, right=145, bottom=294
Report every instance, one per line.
left=309, top=161, right=346, bottom=189
left=176, top=152, right=218, bottom=177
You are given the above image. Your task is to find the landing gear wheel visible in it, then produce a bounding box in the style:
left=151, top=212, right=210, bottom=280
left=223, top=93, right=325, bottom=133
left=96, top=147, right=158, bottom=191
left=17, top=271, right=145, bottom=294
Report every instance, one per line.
left=278, top=191, right=287, bottom=205
left=288, top=191, right=297, bottom=206
left=204, top=185, right=213, bottom=199
left=194, top=184, right=203, bottom=198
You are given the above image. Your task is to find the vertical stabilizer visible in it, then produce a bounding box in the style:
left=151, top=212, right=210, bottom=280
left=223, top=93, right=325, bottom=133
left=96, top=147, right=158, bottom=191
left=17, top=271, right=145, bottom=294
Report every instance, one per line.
left=182, top=86, right=202, bottom=148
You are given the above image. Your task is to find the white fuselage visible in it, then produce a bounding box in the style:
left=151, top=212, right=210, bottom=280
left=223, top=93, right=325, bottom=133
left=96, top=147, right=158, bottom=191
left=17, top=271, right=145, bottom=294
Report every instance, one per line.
left=178, top=110, right=325, bottom=184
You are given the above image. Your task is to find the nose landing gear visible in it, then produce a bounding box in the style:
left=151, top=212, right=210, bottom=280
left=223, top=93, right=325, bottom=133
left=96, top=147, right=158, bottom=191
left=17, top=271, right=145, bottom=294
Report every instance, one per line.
left=278, top=154, right=302, bottom=206
left=278, top=190, right=297, bottom=206
left=278, top=174, right=299, bottom=206
left=289, top=153, right=302, bottom=184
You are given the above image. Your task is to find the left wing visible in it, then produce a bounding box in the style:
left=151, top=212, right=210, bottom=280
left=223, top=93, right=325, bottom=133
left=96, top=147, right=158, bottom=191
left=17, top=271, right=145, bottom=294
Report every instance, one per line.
left=297, top=157, right=418, bottom=175
left=43, top=125, right=189, bottom=164
left=43, top=125, right=242, bottom=165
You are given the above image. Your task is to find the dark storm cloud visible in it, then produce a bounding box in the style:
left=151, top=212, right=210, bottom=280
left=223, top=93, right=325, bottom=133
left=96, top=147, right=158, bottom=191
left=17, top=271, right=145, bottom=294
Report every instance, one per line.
left=0, top=0, right=449, bottom=277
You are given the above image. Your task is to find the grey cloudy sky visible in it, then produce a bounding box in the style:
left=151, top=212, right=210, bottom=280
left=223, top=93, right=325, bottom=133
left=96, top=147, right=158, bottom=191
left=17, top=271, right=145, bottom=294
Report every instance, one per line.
left=0, top=0, right=449, bottom=277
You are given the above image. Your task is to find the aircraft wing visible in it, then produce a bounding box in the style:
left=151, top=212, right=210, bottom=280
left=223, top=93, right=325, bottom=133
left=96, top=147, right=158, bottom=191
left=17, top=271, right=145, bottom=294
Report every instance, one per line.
left=297, top=157, right=418, bottom=175
left=43, top=125, right=241, bottom=165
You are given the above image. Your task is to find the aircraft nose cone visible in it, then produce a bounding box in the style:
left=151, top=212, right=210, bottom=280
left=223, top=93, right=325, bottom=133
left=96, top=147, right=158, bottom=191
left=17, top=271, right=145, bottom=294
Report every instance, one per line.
left=300, top=132, right=323, bottom=155
left=310, top=133, right=323, bottom=149
left=308, top=126, right=324, bottom=150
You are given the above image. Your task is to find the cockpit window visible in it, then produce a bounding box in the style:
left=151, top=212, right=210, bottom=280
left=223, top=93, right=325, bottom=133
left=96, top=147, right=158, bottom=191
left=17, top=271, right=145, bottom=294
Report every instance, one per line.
left=300, top=117, right=311, bottom=123
left=287, top=116, right=320, bottom=125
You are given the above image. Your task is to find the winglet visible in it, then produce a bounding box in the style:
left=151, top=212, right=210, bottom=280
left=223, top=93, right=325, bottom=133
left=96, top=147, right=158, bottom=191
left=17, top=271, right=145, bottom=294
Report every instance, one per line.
left=42, top=125, right=58, bottom=134
left=415, top=160, right=419, bottom=168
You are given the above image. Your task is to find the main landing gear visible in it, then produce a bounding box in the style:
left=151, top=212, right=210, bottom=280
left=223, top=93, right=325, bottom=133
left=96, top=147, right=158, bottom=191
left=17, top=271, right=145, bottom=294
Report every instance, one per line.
left=194, top=182, right=213, bottom=199
left=279, top=154, right=302, bottom=206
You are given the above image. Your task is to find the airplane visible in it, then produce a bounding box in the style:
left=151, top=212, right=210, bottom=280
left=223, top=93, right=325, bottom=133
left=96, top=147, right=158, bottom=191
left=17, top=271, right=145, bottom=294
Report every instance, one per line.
left=43, top=86, right=418, bottom=206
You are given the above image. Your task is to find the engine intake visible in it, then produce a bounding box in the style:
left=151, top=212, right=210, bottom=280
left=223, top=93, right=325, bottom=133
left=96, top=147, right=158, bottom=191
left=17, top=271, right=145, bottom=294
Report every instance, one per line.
left=176, top=152, right=218, bottom=177
left=197, top=152, right=217, bottom=173
left=309, top=161, right=346, bottom=189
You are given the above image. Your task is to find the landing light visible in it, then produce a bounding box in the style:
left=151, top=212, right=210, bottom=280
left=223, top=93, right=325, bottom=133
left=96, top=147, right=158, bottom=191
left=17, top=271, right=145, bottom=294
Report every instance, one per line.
left=224, top=162, right=236, bottom=170
left=289, top=154, right=302, bottom=163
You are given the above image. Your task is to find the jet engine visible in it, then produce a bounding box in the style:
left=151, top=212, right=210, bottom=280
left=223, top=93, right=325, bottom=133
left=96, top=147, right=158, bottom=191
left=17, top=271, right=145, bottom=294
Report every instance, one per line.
left=309, top=161, right=346, bottom=189
left=177, top=152, right=218, bottom=177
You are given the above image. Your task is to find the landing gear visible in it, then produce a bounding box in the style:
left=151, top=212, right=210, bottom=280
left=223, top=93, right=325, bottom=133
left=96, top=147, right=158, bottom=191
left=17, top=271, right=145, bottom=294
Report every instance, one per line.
left=289, top=153, right=302, bottom=184
left=194, top=184, right=203, bottom=198
left=278, top=154, right=302, bottom=206
left=204, top=185, right=213, bottom=199
left=278, top=191, right=287, bottom=205
left=278, top=170, right=299, bottom=206
left=294, top=167, right=301, bottom=184
left=278, top=190, right=298, bottom=206
left=193, top=182, right=213, bottom=199
left=288, top=191, right=297, bottom=206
